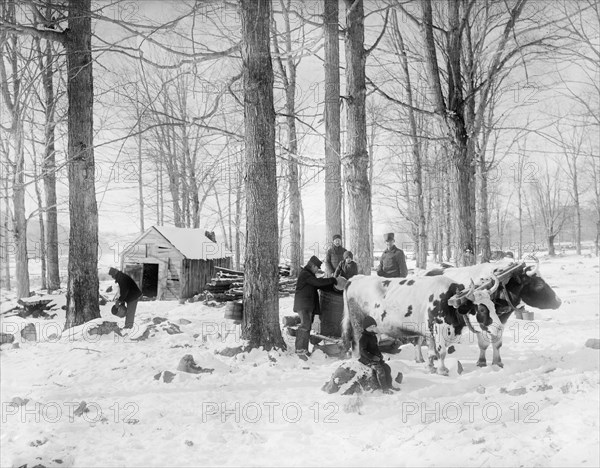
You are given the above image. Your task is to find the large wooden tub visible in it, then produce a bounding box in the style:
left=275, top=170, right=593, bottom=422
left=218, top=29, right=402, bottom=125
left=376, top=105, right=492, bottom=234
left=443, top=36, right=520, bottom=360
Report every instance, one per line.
left=318, top=289, right=344, bottom=337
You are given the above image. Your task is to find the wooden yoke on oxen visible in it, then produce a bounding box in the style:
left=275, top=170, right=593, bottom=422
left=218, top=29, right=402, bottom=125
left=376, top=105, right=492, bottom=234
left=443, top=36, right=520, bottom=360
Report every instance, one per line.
left=447, top=261, right=527, bottom=309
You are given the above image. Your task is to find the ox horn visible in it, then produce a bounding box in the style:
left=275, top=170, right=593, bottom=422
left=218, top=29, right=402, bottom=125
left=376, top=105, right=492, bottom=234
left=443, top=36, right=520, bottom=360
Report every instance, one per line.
left=465, top=280, right=476, bottom=299
left=489, top=274, right=500, bottom=294
left=526, top=257, right=540, bottom=277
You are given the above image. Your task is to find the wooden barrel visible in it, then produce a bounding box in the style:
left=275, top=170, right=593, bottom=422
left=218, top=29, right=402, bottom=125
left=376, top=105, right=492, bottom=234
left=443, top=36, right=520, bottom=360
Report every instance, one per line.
left=319, top=289, right=344, bottom=337
left=224, top=301, right=243, bottom=323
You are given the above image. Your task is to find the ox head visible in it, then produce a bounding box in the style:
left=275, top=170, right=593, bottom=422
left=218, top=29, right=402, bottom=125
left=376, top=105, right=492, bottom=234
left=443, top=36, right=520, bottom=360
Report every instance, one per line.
left=504, top=260, right=562, bottom=310
left=449, top=277, right=504, bottom=338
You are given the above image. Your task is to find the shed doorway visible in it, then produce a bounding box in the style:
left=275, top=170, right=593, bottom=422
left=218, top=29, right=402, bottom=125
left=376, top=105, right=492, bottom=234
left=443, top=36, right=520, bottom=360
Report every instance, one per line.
left=141, top=263, right=159, bottom=298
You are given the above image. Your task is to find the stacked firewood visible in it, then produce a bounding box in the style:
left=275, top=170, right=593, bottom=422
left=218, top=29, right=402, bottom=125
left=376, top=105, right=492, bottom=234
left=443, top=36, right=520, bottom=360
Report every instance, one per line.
left=203, top=268, right=244, bottom=302
left=201, top=265, right=296, bottom=302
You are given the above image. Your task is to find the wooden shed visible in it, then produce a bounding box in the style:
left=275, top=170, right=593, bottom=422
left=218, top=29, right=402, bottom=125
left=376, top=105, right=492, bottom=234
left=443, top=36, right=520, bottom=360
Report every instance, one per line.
left=120, top=226, right=232, bottom=300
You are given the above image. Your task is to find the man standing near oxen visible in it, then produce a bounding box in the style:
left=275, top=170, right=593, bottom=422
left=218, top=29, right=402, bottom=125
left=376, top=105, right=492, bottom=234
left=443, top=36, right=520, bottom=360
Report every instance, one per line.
left=377, top=233, right=408, bottom=278
left=293, top=256, right=337, bottom=358
left=324, top=234, right=346, bottom=277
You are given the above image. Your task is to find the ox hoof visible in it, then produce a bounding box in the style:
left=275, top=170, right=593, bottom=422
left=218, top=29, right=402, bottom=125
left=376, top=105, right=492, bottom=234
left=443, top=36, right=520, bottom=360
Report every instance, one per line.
left=428, top=365, right=437, bottom=374
left=492, top=361, right=504, bottom=368
left=476, top=360, right=487, bottom=368
left=415, top=358, right=425, bottom=364
left=437, top=367, right=449, bottom=376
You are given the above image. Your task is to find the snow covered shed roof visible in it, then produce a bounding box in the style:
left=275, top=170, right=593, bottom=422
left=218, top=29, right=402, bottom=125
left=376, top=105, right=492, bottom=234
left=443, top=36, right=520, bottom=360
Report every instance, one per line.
left=153, top=225, right=232, bottom=260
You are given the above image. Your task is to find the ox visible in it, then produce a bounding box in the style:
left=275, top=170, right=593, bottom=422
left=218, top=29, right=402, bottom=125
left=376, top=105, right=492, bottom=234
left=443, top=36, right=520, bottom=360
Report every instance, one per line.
left=425, top=259, right=562, bottom=367
left=342, top=275, right=502, bottom=375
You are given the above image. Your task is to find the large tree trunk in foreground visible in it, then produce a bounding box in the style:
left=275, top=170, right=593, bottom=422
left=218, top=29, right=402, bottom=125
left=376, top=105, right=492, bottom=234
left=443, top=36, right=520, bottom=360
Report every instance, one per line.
left=324, top=0, right=343, bottom=248
left=64, top=0, right=100, bottom=329
left=240, top=0, right=285, bottom=350
left=344, top=0, right=373, bottom=275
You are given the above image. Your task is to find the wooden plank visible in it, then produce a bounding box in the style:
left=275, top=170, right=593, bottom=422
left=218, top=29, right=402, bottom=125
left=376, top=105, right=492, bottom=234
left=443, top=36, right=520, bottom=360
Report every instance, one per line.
left=215, top=266, right=244, bottom=276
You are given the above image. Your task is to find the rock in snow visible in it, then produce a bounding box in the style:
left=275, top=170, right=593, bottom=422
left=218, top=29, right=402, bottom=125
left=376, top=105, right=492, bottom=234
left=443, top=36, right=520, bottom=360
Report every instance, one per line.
left=585, top=338, right=600, bottom=349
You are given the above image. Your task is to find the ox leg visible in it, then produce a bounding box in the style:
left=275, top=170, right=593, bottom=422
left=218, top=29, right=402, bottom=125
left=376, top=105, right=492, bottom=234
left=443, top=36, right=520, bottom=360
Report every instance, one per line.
left=432, top=324, right=450, bottom=376
left=476, top=332, right=489, bottom=367
left=437, top=346, right=449, bottom=376
left=349, top=316, right=363, bottom=358
left=426, top=336, right=437, bottom=373
left=414, top=336, right=425, bottom=363
left=491, top=327, right=504, bottom=368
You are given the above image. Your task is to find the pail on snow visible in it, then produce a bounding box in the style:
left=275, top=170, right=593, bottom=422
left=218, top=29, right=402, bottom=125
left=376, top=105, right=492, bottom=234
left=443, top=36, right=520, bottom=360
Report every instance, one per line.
left=521, top=310, right=535, bottom=321
left=224, top=301, right=243, bottom=324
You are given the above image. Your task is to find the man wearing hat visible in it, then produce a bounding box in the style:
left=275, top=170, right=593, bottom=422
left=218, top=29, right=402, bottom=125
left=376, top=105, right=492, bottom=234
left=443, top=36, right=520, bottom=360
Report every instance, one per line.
left=377, top=233, right=408, bottom=278
left=293, top=256, right=337, bottom=356
left=108, top=267, right=143, bottom=329
left=334, top=250, right=358, bottom=280
left=324, top=234, right=347, bottom=277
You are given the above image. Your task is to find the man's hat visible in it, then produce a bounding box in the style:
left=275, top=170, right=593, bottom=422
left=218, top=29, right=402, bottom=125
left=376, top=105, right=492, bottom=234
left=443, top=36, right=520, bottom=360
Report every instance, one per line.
left=108, top=267, right=118, bottom=276
left=362, top=315, right=377, bottom=330
left=307, top=256, right=322, bottom=268
left=343, top=250, right=353, bottom=259
left=383, top=233, right=395, bottom=242
left=333, top=234, right=342, bottom=241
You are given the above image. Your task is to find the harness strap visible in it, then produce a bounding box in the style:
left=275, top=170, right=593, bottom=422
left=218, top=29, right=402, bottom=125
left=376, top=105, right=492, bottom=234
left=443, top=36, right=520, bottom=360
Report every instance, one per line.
left=501, top=282, right=519, bottom=312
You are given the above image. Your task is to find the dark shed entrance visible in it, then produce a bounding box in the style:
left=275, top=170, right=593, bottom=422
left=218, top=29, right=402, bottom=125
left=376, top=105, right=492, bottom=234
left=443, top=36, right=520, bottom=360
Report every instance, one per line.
left=141, top=263, right=159, bottom=298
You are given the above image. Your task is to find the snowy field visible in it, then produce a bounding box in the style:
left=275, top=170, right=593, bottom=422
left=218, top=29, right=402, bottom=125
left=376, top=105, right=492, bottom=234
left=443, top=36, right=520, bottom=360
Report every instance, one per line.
left=1, top=253, right=598, bottom=467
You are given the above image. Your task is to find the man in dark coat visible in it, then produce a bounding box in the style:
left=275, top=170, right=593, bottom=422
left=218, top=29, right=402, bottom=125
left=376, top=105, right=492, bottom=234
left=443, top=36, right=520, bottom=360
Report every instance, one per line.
left=359, top=316, right=395, bottom=393
left=293, top=256, right=337, bottom=356
left=334, top=250, right=359, bottom=280
left=324, top=234, right=346, bottom=277
left=109, top=267, right=142, bottom=329
left=377, top=233, right=408, bottom=278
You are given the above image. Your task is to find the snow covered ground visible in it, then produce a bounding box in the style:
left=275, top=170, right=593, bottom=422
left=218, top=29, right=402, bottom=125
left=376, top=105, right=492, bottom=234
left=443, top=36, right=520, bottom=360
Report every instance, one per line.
left=1, top=253, right=598, bottom=467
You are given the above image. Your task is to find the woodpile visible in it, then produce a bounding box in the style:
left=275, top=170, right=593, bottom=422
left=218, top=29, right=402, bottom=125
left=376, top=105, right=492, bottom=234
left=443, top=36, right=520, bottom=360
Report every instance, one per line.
left=199, top=265, right=297, bottom=303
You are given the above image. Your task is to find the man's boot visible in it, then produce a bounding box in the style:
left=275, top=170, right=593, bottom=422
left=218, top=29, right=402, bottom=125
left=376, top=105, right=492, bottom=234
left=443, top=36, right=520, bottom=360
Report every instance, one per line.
left=295, top=328, right=310, bottom=356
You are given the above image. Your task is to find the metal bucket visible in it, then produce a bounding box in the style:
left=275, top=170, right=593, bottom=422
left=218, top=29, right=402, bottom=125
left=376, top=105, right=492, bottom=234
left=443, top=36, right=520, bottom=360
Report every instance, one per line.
left=224, top=301, right=243, bottom=323
left=319, top=289, right=344, bottom=337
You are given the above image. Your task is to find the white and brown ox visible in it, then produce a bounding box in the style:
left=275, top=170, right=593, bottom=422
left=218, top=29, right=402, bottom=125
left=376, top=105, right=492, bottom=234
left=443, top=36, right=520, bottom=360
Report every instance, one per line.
left=425, top=259, right=562, bottom=368
left=341, top=275, right=502, bottom=375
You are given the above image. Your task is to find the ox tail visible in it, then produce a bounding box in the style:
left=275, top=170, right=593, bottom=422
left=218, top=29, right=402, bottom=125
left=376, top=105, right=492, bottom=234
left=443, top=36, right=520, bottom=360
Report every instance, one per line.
left=341, top=285, right=354, bottom=354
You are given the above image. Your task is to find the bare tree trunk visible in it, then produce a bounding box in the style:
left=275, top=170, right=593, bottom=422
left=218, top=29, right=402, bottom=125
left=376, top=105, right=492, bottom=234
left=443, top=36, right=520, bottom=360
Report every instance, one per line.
left=278, top=173, right=287, bottom=259
left=32, top=129, right=47, bottom=290
left=421, top=0, right=474, bottom=266
left=272, top=1, right=303, bottom=276
left=64, top=0, right=100, bottom=329
left=343, top=0, right=373, bottom=275
left=1, top=6, right=31, bottom=298
left=37, top=37, right=60, bottom=290
left=2, top=176, right=11, bottom=290
left=478, top=150, right=491, bottom=262
left=572, top=163, right=581, bottom=255
left=548, top=234, right=556, bottom=257
left=392, top=11, right=427, bottom=268
left=591, top=156, right=600, bottom=256
left=235, top=170, right=242, bottom=270
left=444, top=167, right=452, bottom=261
left=324, top=0, right=343, bottom=247
left=240, top=0, right=285, bottom=350
left=12, top=124, right=30, bottom=298
left=136, top=90, right=145, bottom=233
